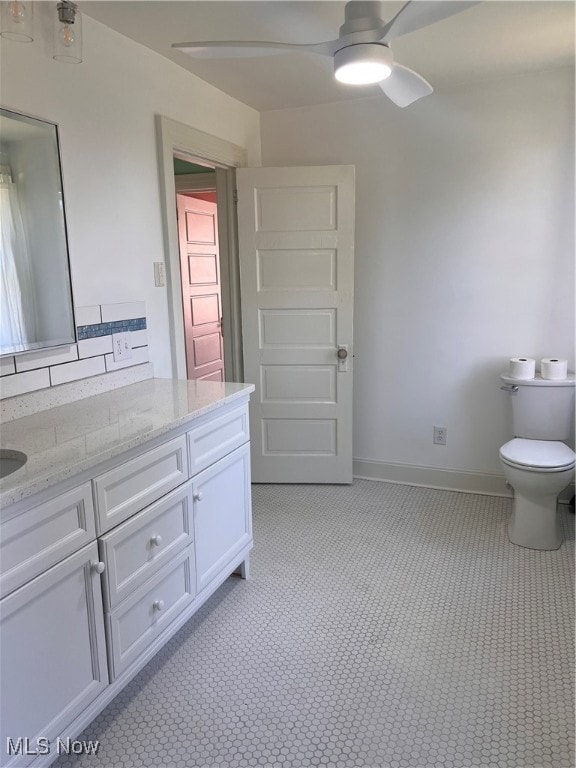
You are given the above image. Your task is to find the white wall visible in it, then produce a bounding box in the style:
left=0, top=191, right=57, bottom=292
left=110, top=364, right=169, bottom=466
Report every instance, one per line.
left=0, top=11, right=261, bottom=380
left=260, top=69, right=575, bottom=484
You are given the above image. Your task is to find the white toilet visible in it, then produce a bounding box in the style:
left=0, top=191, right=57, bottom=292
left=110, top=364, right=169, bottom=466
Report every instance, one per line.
left=499, top=373, right=575, bottom=550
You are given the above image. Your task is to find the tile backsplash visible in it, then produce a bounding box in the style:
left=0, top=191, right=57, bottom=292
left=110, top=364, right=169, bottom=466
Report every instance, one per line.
left=0, top=302, right=150, bottom=402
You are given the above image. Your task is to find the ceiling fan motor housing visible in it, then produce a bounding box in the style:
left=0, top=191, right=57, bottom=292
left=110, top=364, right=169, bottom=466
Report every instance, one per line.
left=339, top=1, right=385, bottom=36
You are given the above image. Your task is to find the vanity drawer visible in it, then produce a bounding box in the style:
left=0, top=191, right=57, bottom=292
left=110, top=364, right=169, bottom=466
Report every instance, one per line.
left=188, top=403, right=249, bottom=476
left=99, top=481, right=193, bottom=611
left=94, top=435, right=189, bottom=534
left=0, top=483, right=95, bottom=599
left=106, top=546, right=195, bottom=679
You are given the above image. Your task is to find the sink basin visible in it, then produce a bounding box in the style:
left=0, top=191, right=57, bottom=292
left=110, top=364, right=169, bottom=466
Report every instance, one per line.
left=0, top=449, right=27, bottom=479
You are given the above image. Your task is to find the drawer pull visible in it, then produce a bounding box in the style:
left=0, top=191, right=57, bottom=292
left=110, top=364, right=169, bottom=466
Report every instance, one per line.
left=193, top=491, right=203, bottom=502
left=91, top=561, right=106, bottom=575
left=152, top=599, right=165, bottom=612
left=150, top=534, right=163, bottom=547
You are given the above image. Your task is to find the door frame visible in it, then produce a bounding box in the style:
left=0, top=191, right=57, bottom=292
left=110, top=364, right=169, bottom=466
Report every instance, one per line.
left=156, top=115, right=246, bottom=381
left=175, top=172, right=216, bottom=194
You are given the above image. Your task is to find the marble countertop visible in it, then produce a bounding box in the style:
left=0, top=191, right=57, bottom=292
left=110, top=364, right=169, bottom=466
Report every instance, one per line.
left=0, top=378, right=254, bottom=508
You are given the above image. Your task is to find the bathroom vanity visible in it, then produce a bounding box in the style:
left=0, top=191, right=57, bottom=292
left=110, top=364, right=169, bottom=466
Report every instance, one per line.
left=0, top=378, right=254, bottom=767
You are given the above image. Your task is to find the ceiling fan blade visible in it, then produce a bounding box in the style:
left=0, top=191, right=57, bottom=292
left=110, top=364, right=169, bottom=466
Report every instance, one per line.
left=172, top=39, right=337, bottom=59
left=381, top=1, right=480, bottom=43
left=379, top=64, right=433, bottom=108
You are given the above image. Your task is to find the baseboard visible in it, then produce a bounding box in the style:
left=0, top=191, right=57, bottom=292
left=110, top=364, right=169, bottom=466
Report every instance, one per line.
left=353, top=458, right=512, bottom=497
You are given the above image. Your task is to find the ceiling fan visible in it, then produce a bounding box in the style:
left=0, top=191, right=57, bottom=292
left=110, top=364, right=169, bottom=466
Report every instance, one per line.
left=173, top=1, right=480, bottom=108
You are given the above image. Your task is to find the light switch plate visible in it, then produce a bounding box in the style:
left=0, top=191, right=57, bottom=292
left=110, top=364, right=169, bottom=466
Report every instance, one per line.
left=112, top=332, right=132, bottom=362
left=154, top=262, right=166, bottom=287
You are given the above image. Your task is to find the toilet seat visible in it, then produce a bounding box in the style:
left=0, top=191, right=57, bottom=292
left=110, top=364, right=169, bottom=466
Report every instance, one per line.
left=500, top=438, right=575, bottom=472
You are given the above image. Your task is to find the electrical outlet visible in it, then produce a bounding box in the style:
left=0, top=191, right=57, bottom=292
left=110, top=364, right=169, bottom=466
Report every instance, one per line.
left=112, top=332, right=132, bottom=362
left=433, top=426, right=447, bottom=445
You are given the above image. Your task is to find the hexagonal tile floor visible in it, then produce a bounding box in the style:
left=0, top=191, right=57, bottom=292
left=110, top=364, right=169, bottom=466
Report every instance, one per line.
left=56, top=481, right=575, bottom=768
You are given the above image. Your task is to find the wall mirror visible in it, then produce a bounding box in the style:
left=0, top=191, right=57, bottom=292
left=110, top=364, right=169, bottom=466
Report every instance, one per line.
left=0, top=107, right=76, bottom=357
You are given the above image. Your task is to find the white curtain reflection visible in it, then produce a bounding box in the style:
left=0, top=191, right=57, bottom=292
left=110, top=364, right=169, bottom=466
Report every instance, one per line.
left=0, top=165, right=37, bottom=352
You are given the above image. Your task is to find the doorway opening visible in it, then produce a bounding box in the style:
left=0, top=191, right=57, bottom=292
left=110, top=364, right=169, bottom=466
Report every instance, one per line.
left=156, top=115, right=246, bottom=384
left=173, top=156, right=224, bottom=382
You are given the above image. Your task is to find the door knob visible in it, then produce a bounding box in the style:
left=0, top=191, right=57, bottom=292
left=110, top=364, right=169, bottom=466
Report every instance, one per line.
left=337, top=345, right=350, bottom=372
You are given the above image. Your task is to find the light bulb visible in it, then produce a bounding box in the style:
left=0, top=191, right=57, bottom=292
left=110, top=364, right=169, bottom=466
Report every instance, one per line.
left=1, top=0, right=33, bottom=40
left=334, top=44, right=393, bottom=86
left=53, top=2, right=82, bottom=62
left=10, top=1, right=25, bottom=23
left=60, top=22, right=74, bottom=47
left=335, top=60, right=392, bottom=85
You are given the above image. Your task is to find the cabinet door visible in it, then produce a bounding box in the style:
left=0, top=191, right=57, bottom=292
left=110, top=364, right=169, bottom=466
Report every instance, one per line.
left=193, top=443, right=252, bottom=592
left=0, top=543, right=108, bottom=767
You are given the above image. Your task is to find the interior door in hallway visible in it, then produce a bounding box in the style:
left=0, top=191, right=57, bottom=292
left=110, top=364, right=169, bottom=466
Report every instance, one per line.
left=237, top=165, right=355, bottom=484
left=177, top=194, right=224, bottom=382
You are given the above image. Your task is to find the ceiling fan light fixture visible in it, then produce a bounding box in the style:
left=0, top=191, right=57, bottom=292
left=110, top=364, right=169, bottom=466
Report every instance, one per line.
left=334, top=43, right=393, bottom=85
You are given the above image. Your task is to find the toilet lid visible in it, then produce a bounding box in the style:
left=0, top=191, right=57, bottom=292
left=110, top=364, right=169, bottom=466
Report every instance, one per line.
left=500, top=438, right=575, bottom=469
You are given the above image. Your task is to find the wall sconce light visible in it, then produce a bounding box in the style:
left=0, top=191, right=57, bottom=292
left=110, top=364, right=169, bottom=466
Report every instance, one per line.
left=53, top=1, right=82, bottom=63
left=0, top=1, right=34, bottom=42
left=1, top=1, right=83, bottom=63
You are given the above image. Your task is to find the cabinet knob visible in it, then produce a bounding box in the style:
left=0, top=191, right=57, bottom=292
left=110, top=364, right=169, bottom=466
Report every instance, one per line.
left=193, top=491, right=203, bottom=502
left=150, top=534, right=163, bottom=547
left=91, top=561, right=105, bottom=575
left=153, top=599, right=165, bottom=612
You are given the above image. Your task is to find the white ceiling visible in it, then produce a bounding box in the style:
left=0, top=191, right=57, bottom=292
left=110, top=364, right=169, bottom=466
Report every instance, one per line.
left=80, top=1, right=575, bottom=112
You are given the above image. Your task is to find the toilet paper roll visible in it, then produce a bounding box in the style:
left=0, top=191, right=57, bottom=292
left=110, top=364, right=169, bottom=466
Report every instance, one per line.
left=508, top=357, right=536, bottom=379
left=540, top=358, right=568, bottom=380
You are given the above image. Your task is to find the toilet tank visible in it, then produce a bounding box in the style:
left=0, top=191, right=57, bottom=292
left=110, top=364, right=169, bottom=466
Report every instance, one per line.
left=501, top=374, right=575, bottom=441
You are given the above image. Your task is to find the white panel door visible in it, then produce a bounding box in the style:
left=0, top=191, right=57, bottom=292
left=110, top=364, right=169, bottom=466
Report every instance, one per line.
left=237, top=166, right=355, bottom=483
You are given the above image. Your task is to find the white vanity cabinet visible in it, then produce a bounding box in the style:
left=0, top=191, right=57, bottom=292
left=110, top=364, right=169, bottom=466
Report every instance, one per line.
left=0, top=384, right=253, bottom=768
left=94, top=400, right=252, bottom=682
left=0, top=542, right=108, bottom=768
